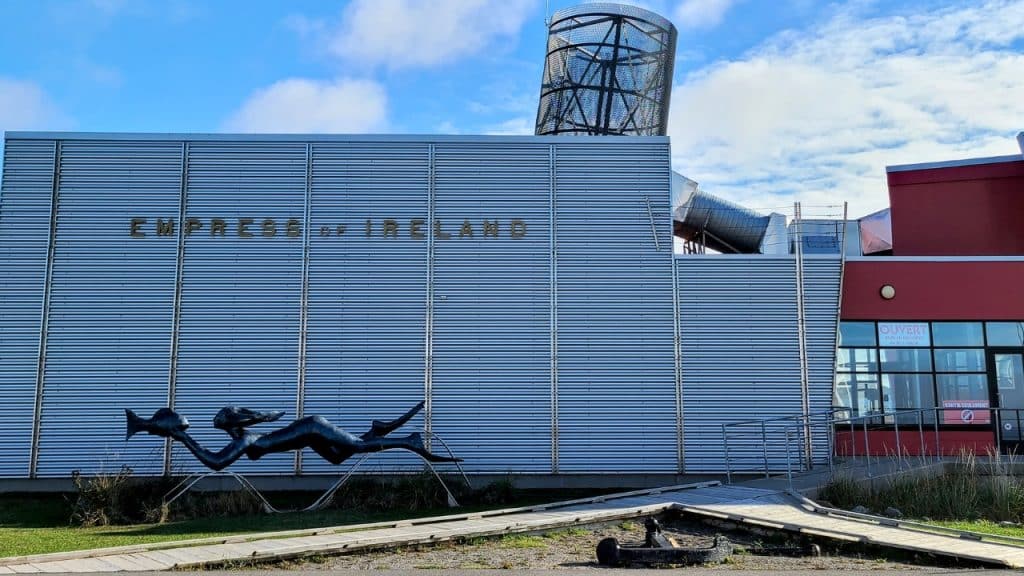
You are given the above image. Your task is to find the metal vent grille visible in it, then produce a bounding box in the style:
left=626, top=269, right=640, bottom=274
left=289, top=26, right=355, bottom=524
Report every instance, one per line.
left=535, top=3, right=677, bottom=136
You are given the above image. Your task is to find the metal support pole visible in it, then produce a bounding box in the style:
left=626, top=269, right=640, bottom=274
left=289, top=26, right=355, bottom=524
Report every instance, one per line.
left=785, top=429, right=794, bottom=492
left=933, top=408, right=941, bottom=462
left=761, top=420, right=769, bottom=479
left=294, top=141, right=313, bottom=475
left=29, top=140, right=61, bottom=478
left=423, top=144, right=436, bottom=448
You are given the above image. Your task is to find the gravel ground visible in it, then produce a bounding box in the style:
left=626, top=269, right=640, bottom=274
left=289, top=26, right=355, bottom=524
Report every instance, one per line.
left=288, top=513, right=969, bottom=571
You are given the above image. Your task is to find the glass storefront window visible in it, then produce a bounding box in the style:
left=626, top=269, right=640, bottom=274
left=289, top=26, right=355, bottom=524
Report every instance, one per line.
left=880, top=348, right=932, bottom=372
left=835, top=373, right=881, bottom=418
left=839, top=322, right=876, bottom=346
left=837, top=348, right=878, bottom=372
left=883, top=374, right=936, bottom=423
left=986, top=322, right=1024, bottom=346
left=933, top=349, right=986, bottom=372
left=932, top=322, right=984, bottom=346
left=936, top=374, right=988, bottom=403
left=835, top=320, right=1024, bottom=430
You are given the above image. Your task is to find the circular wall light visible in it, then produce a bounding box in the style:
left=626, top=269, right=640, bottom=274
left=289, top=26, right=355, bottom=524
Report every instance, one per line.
left=880, top=284, right=896, bottom=300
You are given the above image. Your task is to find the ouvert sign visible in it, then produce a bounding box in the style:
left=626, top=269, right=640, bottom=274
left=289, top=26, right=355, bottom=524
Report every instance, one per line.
left=128, top=217, right=528, bottom=239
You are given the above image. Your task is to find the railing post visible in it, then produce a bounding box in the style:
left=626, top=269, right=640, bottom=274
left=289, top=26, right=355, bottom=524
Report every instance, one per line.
left=918, top=409, right=925, bottom=460
left=722, top=423, right=732, bottom=484
left=850, top=416, right=856, bottom=462
left=894, top=413, right=903, bottom=469
left=1013, top=408, right=1020, bottom=454
left=933, top=407, right=941, bottom=462
left=826, top=417, right=834, bottom=475
left=995, top=408, right=1002, bottom=456
left=761, top=420, right=769, bottom=479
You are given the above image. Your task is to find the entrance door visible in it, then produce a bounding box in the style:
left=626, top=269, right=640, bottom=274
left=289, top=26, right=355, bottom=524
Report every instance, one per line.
left=989, top=349, right=1024, bottom=449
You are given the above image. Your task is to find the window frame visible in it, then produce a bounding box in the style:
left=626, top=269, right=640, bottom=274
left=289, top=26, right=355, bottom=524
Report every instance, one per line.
left=835, top=320, right=994, bottom=430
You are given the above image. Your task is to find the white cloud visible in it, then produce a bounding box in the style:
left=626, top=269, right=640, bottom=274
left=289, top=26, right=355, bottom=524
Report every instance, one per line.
left=674, top=0, right=738, bottom=29
left=0, top=78, right=72, bottom=132
left=667, top=0, right=1024, bottom=218
left=483, top=116, right=534, bottom=135
left=328, top=0, right=537, bottom=69
left=223, top=78, right=388, bottom=133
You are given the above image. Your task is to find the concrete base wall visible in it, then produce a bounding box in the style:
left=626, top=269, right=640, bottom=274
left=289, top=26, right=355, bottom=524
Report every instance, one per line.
left=0, top=473, right=726, bottom=494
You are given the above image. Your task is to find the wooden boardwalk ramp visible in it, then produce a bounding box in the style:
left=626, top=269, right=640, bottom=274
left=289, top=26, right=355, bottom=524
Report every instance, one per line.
left=3, top=482, right=1024, bottom=572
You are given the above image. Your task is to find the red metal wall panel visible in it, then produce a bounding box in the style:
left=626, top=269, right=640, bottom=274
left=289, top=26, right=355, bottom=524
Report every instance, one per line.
left=842, top=260, right=1024, bottom=320
left=887, top=159, right=1024, bottom=256
left=834, top=429, right=994, bottom=457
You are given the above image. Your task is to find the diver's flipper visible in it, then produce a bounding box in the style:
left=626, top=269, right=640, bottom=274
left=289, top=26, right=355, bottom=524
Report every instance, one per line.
left=361, top=401, right=425, bottom=440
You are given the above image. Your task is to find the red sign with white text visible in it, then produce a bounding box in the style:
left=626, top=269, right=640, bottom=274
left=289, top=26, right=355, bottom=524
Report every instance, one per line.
left=942, top=399, right=990, bottom=425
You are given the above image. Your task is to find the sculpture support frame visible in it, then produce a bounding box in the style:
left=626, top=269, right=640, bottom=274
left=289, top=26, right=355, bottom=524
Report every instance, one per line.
left=162, top=431, right=471, bottom=514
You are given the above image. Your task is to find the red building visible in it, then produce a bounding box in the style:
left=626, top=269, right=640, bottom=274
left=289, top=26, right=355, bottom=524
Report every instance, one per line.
left=837, top=146, right=1024, bottom=456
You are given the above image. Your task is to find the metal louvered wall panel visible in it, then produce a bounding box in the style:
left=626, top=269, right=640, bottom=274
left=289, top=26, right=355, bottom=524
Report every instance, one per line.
left=171, top=142, right=306, bottom=474
left=803, top=256, right=843, bottom=456
left=431, top=143, right=552, bottom=473
left=35, top=141, right=180, bottom=477
left=1, top=133, right=685, bottom=479
left=676, top=255, right=840, bottom=473
left=0, top=139, right=54, bottom=477
left=302, top=142, right=430, bottom=474
left=555, top=142, right=677, bottom=473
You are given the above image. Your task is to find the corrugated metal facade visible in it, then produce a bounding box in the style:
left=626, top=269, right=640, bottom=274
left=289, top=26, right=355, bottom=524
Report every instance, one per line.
left=555, top=143, right=677, bottom=473
left=0, top=140, right=54, bottom=478
left=37, top=141, right=181, bottom=477
left=0, top=133, right=683, bottom=479
left=171, top=142, right=307, bottom=475
left=676, top=255, right=840, bottom=473
left=302, top=142, right=429, bottom=474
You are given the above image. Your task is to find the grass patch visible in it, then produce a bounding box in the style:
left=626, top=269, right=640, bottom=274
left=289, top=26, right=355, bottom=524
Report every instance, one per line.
left=499, top=534, right=548, bottom=549
left=819, top=451, right=1024, bottom=522
left=542, top=526, right=589, bottom=539
left=930, top=520, right=1024, bottom=539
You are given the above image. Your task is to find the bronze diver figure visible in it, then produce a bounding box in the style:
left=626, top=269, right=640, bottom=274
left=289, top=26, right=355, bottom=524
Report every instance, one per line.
left=125, top=401, right=460, bottom=471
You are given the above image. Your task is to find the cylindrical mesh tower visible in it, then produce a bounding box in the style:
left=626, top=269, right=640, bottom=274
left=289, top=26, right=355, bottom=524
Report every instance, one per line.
left=535, top=3, right=677, bottom=136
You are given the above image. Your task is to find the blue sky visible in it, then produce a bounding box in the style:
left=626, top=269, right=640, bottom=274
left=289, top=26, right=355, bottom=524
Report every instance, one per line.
left=2, top=0, right=1023, bottom=217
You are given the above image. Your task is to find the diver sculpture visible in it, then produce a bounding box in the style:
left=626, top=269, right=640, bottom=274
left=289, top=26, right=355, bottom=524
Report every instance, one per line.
left=125, top=401, right=460, bottom=471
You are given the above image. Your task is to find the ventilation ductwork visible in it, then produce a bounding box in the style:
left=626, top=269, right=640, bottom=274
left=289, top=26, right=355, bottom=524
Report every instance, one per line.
left=672, top=172, right=787, bottom=254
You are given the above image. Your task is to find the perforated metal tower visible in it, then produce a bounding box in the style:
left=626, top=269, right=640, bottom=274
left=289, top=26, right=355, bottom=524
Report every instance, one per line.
left=535, top=3, right=677, bottom=136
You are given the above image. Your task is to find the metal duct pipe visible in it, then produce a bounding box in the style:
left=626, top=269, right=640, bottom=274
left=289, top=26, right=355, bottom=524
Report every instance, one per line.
left=672, top=173, right=785, bottom=254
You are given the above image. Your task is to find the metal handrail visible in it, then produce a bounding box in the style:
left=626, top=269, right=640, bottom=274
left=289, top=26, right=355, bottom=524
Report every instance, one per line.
left=723, top=405, right=1024, bottom=490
